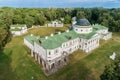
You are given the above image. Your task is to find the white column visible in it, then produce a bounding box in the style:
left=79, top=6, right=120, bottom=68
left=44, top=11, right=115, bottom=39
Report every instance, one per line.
left=31, top=50, right=34, bottom=57
left=38, top=56, right=40, bottom=64
left=35, top=53, right=38, bottom=61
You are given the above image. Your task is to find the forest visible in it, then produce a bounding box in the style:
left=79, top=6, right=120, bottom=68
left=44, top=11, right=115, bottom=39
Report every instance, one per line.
left=0, top=7, right=120, bottom=49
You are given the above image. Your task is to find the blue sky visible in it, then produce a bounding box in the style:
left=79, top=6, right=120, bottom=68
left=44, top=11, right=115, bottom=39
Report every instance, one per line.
left=0, top=0, right=120, bottom=8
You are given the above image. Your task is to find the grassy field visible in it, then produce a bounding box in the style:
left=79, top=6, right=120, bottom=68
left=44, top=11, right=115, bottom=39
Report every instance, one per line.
left=0, top=26, right=120, bottom=80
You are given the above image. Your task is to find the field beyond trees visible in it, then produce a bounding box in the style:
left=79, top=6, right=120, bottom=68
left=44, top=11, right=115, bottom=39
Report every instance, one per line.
left=0, top=27, right=120, bottom=80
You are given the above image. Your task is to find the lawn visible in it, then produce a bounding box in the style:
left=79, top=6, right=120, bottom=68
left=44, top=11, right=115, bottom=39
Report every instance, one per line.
left=0, top=26, right=120, bottom=80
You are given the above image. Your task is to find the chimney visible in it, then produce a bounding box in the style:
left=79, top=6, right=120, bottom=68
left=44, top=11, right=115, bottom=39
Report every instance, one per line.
left=51, top=33, right=54, bottom=37
left=58, top=32, right=61, bottom=35
left=45, top=36, right=48, bottom=39
left=31, top=34, right=33, bottom=36
left=66, top=30, right=69, bottom=33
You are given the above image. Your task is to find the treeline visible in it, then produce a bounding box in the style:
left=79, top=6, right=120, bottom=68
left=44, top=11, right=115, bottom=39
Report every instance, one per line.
left=0, top=7, right=120, bottom=49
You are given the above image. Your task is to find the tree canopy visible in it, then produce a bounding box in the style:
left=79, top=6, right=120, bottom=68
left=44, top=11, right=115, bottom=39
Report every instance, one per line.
left=0, top=7, right=120, bottom=49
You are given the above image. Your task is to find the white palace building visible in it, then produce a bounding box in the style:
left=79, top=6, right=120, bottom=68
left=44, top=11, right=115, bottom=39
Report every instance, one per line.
left=24, top=19, right=112, bottom=75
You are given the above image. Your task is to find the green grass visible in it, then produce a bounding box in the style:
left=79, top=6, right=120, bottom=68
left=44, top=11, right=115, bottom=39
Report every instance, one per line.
left=0, top=26, right=120, bottom=80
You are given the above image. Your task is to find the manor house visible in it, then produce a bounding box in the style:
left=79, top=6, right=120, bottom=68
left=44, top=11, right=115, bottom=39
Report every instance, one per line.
left=24, top=18, right=112, bottom=75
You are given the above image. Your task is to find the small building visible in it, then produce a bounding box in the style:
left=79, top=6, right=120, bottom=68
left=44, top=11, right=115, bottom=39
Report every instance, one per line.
left=10, top=24, right=27, bottom=36
left=45, top=20, right=63, bottom=27
left=24, top=18, right=112, bottom=75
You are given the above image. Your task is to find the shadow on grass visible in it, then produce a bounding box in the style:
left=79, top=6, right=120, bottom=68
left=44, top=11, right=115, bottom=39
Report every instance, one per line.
left=55, top=29, right=66, bottom=33
left=49, top=60, right=95, bottom=80
left=0, top=50, right=16, bottom=80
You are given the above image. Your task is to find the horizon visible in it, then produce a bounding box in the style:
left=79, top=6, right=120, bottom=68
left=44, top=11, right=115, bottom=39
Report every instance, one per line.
left=0, top=0, right=120, bottom=8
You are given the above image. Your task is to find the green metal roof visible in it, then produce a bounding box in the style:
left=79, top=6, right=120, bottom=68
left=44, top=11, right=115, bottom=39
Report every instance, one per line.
left=10, top=24, right=26, bottom=31
left=24, top=35, right=37, bottom=45
left=10, top=24, right=26, bottom=27
left=10, top=28, right=22, bottom=31
left=93, top=24, right=108, bottom=30
left=24, top=24, right=108, bottom=49
left=34, top=30, right=96, bottom=49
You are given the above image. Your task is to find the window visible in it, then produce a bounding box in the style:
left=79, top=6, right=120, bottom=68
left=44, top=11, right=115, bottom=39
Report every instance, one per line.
left=69, top=48, right=72, bottom=52
left=79, top=45, right=81, bottom=48
left=70, top=42, right=72, bottom=45
left=55, top=50, right=58, bottom=53
left=80, top=39, right=81, bottom=42
left=81, top=30, right=83, bottom=32
left=48, top=52, right=51, bottom=55
left=76, top=29, right=78, bottom=31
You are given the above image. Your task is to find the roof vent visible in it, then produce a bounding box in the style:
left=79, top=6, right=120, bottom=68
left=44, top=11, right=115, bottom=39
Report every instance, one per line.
left=58, top=32, right=61, bottom=35
left=66, top=30, right=69, bottom=33
left=51, top=33, right=54, bottom=37
left=31, top=34, right=33, bottom=36
left=37, top=36, right=40, bottom=39
left=45, top=36, right=48, bottom=39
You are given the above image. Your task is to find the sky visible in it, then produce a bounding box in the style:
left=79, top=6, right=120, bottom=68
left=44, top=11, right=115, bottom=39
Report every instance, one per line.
left=0, top=0, right=120, bottom=8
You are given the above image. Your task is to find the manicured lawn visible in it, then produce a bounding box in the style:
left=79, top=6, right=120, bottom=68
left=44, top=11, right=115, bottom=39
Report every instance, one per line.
left=0, top=26, right=120, bottom=80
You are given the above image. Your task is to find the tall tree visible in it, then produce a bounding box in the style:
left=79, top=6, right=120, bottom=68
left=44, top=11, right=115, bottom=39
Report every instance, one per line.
left=64, top=15, right=71, bottom=24
left=24, top=16, right=34, bottom=28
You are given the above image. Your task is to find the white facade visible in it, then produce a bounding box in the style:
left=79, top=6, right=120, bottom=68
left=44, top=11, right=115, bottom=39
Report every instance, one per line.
left=74, top=26, right=93, bottom=34
left=24, top=39, right=34, bottom=50
left=97, top=29, right=112, bottom=40
left=45, top=20, right=63, bottom=27
left=79, top=34, right=99, bottom=53
left=24, top=19, right=112, bottom=75
left=10, top=25, right=27, bottom=36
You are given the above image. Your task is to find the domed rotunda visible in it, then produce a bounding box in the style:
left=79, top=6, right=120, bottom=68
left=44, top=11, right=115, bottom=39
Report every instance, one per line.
left=73, top=18, right=93, bottom=34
